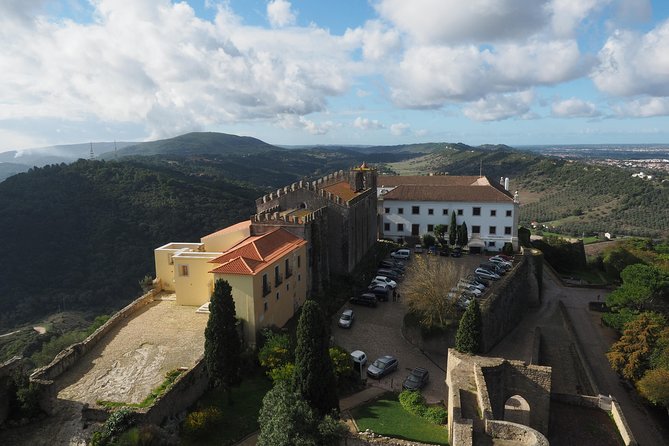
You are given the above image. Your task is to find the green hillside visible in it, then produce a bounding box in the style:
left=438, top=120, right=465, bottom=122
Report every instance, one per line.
left=110, top=132, right=280, bottom=158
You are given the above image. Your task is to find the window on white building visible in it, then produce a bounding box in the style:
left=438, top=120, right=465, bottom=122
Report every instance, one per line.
left=178, top=264, right=189, bottom=277
left=428, top=208, right=434, bottom=215
left=489, top=226, right=497, bottom=235
left=397, top=223, right=404, bottom=232
left=473, top=207, right=481, bottom=216
left=506, top=210, right=512, bottom=217
left=412, top=206, right=420, bottom=214
left=457, top=209, right=463, bottom=216
left=491, top=209, right=497, bottom=216
left=384, top=207, right=390, bottom=214
left=505, top=226, right=512, bottom=235
left=443, top=209, right=448, bottom=215
left=472, top=225, right=480, bottom=233
left=384, top=223, right=390, bottom=231
left=427, top=224, right=434, bottom=232
left=398, top=208, right=404, bottom=214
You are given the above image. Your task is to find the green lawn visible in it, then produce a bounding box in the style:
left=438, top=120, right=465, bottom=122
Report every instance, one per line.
left=352, top=393, right=449, bottom=445
left=180, top=375, right=272, bottom=446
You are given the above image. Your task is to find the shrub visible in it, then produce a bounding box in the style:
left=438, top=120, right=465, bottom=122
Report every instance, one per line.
left=423, top=406, right=448, bottom=424
left=399, top=390, right=426, bottom=417
left=182, top=406, right=224, bottom=439
left=91, top=409, right=135, bottom=446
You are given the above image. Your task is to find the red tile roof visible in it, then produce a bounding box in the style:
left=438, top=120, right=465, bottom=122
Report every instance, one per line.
left=380, top=176, right=513, bottom=203
left=209, top=228, right=306, bottom=275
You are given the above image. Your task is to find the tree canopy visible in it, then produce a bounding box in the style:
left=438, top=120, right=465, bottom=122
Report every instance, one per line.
left=448, top=212, right=457, bottom=246
left=455, top=299, right=482, bottom=354
left=204, top=279, right=241, bottom=390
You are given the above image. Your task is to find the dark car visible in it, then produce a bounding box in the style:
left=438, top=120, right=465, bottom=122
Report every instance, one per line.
left=480, top=262, right=505, bottom=275
left=367, top=355, right=399, bottom=379
left=377, top=268, right=401, bottom=281
left=439, top=247, right=449, bottom=256
left=379, top=259, right=405, bottom=271
left=403, top=367, right=430, bottom=390
left=349, top=293, right=377, bottom=307
left=367, top=284, right=392, bottom=301
left=451, top=247, right=462, bottom=258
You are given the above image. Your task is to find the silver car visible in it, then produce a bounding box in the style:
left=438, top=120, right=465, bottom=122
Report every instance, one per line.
left=367, top=355, right=399, bottom=379
left=338, top=309, right=354, bottom=328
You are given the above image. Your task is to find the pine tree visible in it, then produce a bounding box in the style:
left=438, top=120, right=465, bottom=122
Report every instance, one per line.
left=457, top=222, right=468, bottom=247
left=204, top=279, right=241, bottom=394
left=292, top=300, right=339, bottom=417
left=448, top=212, right=457, bottom=246
left=455, top=299, right=482, bottom=354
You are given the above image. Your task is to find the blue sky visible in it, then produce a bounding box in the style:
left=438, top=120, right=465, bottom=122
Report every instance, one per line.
left=1, top=0, right=669, bottom=152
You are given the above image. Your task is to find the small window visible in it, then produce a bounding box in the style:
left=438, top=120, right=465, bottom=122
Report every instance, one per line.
left=505, top=226, right=512, bottom=235
left=297, top=255, right=301, bottom=268
left=167, top=254, right=174, bottom=265
left=384, top=223, right=390, bottom=231
left=443, top=209, right=448, bottom=215
left=473, top=207, right=481, bottom=216
left=412, top=206, right=420, bottom=214
left=286, top=283, right=290, bottom=291
left=490, top=209, right=497, bottom=217
left=276, top=292, right=280, bottom=301
left=472, top=225, right=481, bottom=233
left=384, top=207, right=390, bottom=214
left=488, top=241, right=496, bottom=247
left=397, top=223, right=404, bottom=232
left=398, top=208, right=404, bottom=214
left=262, top=274, right=271, bottom=296
left=428, top=208, right=434, bottom=215
left=489, top=226, right=497, bottom=235
left=178, top=264, right=189, bottom=276
left=506, top=210, right=512, bottom=217
left=298, top=274, right=301, bottom=282
left=427, top=224, right=434, bottom=232
left=264, top=301, right=268, bottom=312
left=457, top=209, right=463, bottom=216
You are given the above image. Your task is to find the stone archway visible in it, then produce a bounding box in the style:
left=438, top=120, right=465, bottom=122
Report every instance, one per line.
left=504, top=394, right=531, bottom=426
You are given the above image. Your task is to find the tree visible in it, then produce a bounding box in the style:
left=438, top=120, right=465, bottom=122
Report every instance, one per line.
left=204, top=279, right=241, bottom=394
left=606, top=283, right=653, bottom=312
left=637, top=368, right=669, bottom=409
left=607, top=312, right=666, bottom=381
left=457, top=222, right=468, bottom=247
left=448, top=212, right=457, bottom=246
left=257, top=382, right=345, bottom=446
left=434, top=224, right=447, bottom=244
left=403, top=255, right=461, bottom=328
left=292, top=300, right=339, bottom=417
left=621, top=264, right=669, bottom=301
left=422, top=233, right=436, bottom=248
left=455, top=299, right=482, bottom=354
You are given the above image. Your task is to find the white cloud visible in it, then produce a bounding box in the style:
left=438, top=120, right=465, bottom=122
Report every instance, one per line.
left=463, top=91, right=535, bottom=121
left=266, top=0, right=296, bottom=28
left=551, top=98, right=599, bottom=117
left=343, top=20, right=400, bottom=61
left=277, top=115, right=338, bottom=135
left=0, top=0, right=354, bottom=140
left=612, top=97, right=669, bottom=118
left=389, top=122, right=410, bottom=136
left=353, top=117, right=384, bottom=130
left=550, top=0, right=609, bottom=37
left=374, top=0, right=549, bottom=44
left=592, top=20, right=669, bottom=97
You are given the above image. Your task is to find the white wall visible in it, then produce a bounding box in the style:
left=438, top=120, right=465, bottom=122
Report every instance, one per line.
left=381, top=199, right=518, bottom=250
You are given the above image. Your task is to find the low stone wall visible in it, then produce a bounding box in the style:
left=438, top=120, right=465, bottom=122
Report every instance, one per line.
left=551, top=392, right=601, bottom=409
left=29, top=289, right=159, bottom=414
left=611, top=399, right=638, bottom=446
left=557, top=300, right=598, bottom=395
left=485, top=419, right=549, bottom=446
left=343, top=432, right=442, bottom=445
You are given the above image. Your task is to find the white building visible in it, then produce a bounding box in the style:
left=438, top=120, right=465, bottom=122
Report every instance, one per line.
left=377, top=175, right=520, bottom=252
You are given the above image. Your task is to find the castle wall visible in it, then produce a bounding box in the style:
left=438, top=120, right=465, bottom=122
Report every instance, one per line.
left=480, top=249, right=543, bottom=352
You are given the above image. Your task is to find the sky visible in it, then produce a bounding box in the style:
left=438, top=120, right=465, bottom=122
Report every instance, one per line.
left=1, top=0, right=669, bottom=152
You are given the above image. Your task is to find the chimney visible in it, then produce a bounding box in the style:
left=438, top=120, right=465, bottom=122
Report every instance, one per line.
left=504, top=177, right=509, bottom=190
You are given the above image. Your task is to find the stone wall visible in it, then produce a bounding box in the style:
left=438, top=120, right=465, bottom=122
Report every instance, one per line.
left=485, top=419, right=549, bottom=446
left=479, top=249, right=543, bottom=352
left=557, top=300, right=598, bottom=395
left=30, top=288, right=159, bottom=414
left=611, top=399, right=638, bottom=446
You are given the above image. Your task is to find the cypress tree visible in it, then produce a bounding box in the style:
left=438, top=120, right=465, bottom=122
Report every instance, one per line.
left=457, top=222, right=468, bottom=247
left=292, top=300, right=339, bottom=417
left=455, top=299, right=482, bottom=354
left=448, top=211, right=457, bottom=246
left=204, top=279, right=241, bottom=393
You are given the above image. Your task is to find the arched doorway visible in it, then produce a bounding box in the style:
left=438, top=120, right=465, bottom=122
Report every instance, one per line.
left=504, top=395, right=530, bottom=426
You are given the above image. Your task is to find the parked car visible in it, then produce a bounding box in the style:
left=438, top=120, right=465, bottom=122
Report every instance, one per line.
left=376, top=269, right=401, bottom=281
left=349, top=293, right=378, bottom=307
left=414, top=244, right=424, bottom=254
left=403, top=367, right=430, bottom=390
left=390, top=249, right=411, bottom=260
left=480, top=262, right=506, bottom=275
left=459, top=278, right=486, bottom=290
left=379, top=259, right=405, bottom=271
left=474, top=268, right=500, bottom=280
left=451, top=247, right=462, bottom=257
left=439, top=247, right=449, bottom=256
left=367, top=355, right=399, bottom=379
left=351, top=350, right=367, bottom=367
left=367, top=284, right=392, bottom=301
left=457, top=283, right=483, bottom=296
left=489, top=257, right=512, bottom=269
left=338, top=309, right=354, bottom=328
left=495, top=254, right=514, bottom=262
left=371, top=276, right=397, bottom=289
left=428, top=246, right=437, bottom=255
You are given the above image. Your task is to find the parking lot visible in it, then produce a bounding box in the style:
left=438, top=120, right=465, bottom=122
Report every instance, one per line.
left=331, top=251, right=488, bottom=404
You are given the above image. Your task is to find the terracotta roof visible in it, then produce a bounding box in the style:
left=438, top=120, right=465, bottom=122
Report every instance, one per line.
left=323, top=180, right=359, bottom=202
left=209, top=228, right=306, bottom=275
left=382, top=184, right=513, bottom=203
left=378, top=175, right=482, bottom=187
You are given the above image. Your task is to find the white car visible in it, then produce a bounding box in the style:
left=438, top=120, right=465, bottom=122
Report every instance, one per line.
left=338, top=309, right=354, bottom=328
left=489, top=257, right=513, bottom=269
left=457, top=283, right=482, bottom=296
left=351, top=350, right=367, bottom=366
left=371, top=276, right=397, bottom=289
left=391, top=249, right=411, bottom=260
left=475, top=268, right=500, bottom=280
left=459, top=279, right=486, bottom=290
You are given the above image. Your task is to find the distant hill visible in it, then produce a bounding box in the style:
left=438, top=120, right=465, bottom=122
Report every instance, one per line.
left=108, top=132, right=281, bottom=158
left=0, top=162, right=30, bottom=181
left=0, top=142, right=135, bottom=168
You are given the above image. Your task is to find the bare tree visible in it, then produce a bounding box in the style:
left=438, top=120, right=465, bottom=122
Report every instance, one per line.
left=402, top=255, right=468, bottom=328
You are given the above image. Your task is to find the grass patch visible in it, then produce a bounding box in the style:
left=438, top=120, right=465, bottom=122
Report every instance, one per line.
left=352, top=393, right=449, bottom=445
left=97, top=369, right=183, bottom=409
left=180, top=375, right=272, bottom=446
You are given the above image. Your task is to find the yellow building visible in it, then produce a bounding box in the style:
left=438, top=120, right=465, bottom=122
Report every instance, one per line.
left=154, top=222, right=307, bottom=346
